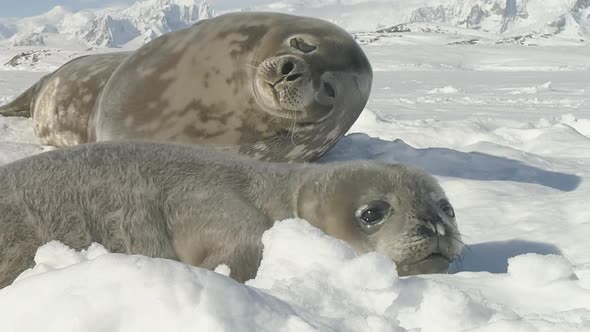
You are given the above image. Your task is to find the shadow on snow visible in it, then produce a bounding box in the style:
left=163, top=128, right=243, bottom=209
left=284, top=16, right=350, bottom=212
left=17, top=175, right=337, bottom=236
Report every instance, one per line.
left=451, top=239, right=563, bottom=273
left=319, top=133, right=581, bottom=192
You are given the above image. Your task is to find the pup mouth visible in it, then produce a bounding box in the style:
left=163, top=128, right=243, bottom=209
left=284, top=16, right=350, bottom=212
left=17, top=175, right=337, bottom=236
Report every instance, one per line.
left=396, top=252, right=452, bottom=276
left=420, top=252, right=451, bottom=263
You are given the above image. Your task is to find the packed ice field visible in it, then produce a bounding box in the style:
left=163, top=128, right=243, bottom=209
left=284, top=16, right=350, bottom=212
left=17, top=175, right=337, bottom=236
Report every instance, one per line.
left=0, top=22, right=589, bottom=332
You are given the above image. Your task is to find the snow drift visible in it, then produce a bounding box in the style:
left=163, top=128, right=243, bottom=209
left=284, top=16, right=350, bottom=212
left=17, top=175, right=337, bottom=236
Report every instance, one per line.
left=0, top=219, right=588, bottom=332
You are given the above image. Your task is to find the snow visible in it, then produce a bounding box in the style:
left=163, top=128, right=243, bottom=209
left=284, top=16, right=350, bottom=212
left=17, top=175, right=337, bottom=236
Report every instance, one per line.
left=427, top=85, right=464, bottom=94
left=1, top=1, right=590, bottom=331
left=0, top=220, right=588, bottom=331
left=507, top=253, right=577, bottom=285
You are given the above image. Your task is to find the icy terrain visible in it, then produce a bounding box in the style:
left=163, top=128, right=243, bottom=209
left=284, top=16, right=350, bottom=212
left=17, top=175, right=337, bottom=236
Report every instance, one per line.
left=1, top=0, right=589, bottom=49
left=1, top=1, right=590, bottom=331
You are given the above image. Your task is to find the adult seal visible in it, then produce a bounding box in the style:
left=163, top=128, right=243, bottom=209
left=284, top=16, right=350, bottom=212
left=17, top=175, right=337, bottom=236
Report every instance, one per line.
left=0, top=12, right=373, bottom=162
left=0, top=142, right=462, bottom=288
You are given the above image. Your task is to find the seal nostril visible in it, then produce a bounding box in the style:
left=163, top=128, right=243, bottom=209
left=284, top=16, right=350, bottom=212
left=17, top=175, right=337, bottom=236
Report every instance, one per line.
left=281, top=62, right=295, bottom=75
left=286, top=74, right=302, bottom=82
left=324, top=82, right=336, bottom=98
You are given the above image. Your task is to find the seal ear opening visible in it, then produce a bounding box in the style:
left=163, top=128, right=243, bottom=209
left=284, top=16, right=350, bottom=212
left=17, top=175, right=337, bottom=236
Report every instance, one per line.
left=295, top=178, right=322, bottom=222
left=295, top=170, right=335, bottom=226
left=295, top=169, right=342, bottom=228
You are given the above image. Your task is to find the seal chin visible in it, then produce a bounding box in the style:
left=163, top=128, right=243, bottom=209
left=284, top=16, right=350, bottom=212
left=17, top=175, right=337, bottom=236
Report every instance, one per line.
left=396, top=253, right=452, bottom=276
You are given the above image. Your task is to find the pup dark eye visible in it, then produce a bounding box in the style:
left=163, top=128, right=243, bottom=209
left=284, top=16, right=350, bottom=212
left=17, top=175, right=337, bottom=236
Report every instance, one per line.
left=355, top=200, right=391, bottom=232
left=361, top=208, right=384, bottom=223
left=439, top=200, right=455, bottom=218
left=290, top=37, right=317, bottom=53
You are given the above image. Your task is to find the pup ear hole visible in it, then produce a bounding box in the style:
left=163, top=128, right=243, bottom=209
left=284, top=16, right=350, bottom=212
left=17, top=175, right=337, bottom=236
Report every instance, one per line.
left=296, top=179, right=323, bottom=221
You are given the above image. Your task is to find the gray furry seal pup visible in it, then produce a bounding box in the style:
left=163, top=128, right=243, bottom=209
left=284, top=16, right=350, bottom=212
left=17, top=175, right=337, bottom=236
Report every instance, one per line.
left=0, top=142, right=461, bottom=288
left=0, top=12, right=373, bottom=162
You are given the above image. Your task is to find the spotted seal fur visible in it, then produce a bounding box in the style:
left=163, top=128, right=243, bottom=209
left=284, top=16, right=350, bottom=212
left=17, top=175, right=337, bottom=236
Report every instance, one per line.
left=0, top=12, right=373, bottom=162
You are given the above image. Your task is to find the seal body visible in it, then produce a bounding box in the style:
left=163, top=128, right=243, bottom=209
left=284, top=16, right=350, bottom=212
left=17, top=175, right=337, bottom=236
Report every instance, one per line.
left=34, top=52, right=131, bottom=146
left=0, top=12, right=373, bottom=162
left=0, top=142, right=461, bottom=288
left=0, top=52, right=130, bottom=146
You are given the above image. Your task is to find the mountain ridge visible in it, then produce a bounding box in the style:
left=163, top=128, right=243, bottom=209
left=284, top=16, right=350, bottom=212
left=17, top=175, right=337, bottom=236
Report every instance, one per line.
left=0, top=0, right=588, bottom=48
left=1, top=0, right=214, bottom=48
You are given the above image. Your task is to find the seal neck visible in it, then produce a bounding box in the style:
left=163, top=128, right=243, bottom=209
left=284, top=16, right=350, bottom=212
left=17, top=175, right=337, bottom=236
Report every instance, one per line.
left=250, top=164, right=305, bottom=224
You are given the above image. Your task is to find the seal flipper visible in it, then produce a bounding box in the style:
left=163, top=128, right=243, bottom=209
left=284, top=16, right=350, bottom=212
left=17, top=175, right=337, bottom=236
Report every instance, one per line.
left=0, top=73, right=51, bottom=118
left=0, top=82, right=39, bottom=118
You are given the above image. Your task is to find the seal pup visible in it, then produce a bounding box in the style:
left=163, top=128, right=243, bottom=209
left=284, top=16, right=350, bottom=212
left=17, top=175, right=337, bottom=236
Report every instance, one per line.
left=0, top=142, right=461, bottom=288
left=0, top=12, right=373, bottom=162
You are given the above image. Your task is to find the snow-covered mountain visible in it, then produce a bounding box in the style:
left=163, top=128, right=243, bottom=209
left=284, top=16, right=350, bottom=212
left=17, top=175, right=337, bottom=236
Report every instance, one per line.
left=0, top=0, right=215, bottom=48
left=11, top=33, right=46, bottom=47
left=237, top=0, right=590, bottom=39
left=0, top=24, right=16, bottom=40
left=76, top=0, right=215, bottom=47
left=0, top=0, right=588, bottom=49
left=405, top=0, right=590, bottom=38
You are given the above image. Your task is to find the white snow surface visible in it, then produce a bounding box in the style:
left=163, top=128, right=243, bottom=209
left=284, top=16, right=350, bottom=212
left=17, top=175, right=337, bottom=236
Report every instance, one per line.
left=1, top=4, right=590, bottom=331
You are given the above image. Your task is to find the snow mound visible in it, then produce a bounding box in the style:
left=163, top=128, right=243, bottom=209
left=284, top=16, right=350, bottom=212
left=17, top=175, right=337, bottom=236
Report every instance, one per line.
left=1, top=218, right=403, bottom=332
left=248, top=219, right=400, bottom=330
left=0, top=242, right=313, bottom=332
left=508, top=253, right=578, bottom=285
left=558, top=113, right=590, bottom=137
left=508, top=81, right=555, bottom=94
left=427, top=85, right=464, bottom=94
left=1, top=219, right=589, bottom=332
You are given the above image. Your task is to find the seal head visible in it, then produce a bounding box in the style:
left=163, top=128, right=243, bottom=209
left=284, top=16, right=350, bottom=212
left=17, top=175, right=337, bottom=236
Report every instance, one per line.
left=252, top=20, right=372, bottom=125
left=297, top=162, right=462, bottom=276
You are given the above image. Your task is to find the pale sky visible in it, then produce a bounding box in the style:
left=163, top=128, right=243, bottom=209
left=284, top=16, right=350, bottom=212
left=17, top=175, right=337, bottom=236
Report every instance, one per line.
left=0, top=0, right=262, bottom=18
left=0, top=0, right=136, bottom=17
